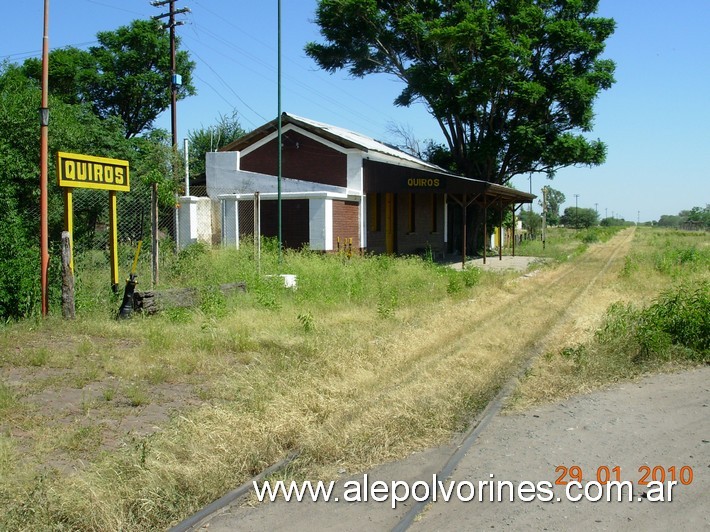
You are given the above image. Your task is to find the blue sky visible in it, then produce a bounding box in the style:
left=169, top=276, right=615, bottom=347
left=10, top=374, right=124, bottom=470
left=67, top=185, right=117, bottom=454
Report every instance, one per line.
left=3, top=0, right=708, bottom=221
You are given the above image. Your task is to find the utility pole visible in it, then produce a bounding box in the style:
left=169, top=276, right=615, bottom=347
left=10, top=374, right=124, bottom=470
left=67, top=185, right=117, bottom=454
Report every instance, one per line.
left=152, top=0, right=189, bottom=147
left=39, top=0, right=50, bottom=316
left=542, top=186, right=547, bottom=250
left=151, top=0, right=189, bottom=284
left=574, top=194, right=580, bottom=229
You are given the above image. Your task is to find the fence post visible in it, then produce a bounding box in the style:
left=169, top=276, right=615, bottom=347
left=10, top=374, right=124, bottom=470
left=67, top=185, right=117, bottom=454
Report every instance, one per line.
left=151, top=183, right=159, bottom=287
left=61, top=231, right=75, bottom=319
left=255, top=192, right=261, bottom=275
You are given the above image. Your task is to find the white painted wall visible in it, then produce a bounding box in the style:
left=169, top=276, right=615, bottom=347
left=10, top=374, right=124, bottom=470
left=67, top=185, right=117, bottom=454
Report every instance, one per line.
left=220, top=194, right=240, bottom=248
left=308, top=198, right=334, bottom=251
left=346, top=151, right=363, bottom=193
left=206, top=152, right=349, bottom=200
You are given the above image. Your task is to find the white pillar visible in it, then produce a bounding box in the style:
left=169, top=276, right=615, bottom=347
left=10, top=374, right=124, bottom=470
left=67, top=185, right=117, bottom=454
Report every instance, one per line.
left=360, top=195, right=367, bottom=249
left=309, top=198, right=333, bottom=251
left=178, top=196, right=199, bottom=249
left=220, top=194, right=240, bottom=248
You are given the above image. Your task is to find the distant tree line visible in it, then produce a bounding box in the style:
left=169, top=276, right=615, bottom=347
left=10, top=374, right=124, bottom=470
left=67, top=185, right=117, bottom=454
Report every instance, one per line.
left=657, top=205, right=709, bottom=230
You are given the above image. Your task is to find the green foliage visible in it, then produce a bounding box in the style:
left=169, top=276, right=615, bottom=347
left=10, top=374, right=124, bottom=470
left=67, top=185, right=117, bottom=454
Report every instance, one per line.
left=462, top=267, right=481, bottom=288
left=23, top=20, right=196, bottom=138
left=654, top=244, right=710, bottom=277
left=199, top=286, right=227, bottom=317
left=591, top=284, right=709, bottom=367
left=297, top=311, right=315, bottom=332
left=0, top=198, right=40, bottom=320
left=519, top=209, right=541, bottom=233
left=307, top=0, right=615, bottom=183
left=638, top=284, right=709, bottom=357
left=187, top=110, right=247, bottom=179
left=541, top=186, right=565, bottom=226
left=0, top=58, right=186, bottom=320
left=656, top=205, right=709, bottom=229
left=560, top=206, right=599, bottom=228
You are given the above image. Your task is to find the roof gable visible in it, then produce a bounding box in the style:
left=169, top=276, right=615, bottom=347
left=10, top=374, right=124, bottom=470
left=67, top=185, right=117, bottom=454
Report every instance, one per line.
left=221, top=112, right=450, bottom=174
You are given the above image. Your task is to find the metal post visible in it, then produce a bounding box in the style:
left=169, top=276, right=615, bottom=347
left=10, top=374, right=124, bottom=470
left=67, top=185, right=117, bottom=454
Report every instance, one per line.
left=542, top=187, right=547, bottom=250
left=483, top=196, right=488, bottom=265
left=184, top=138, right=190, bottom=196
left=277, top=0, right=283, bottom=263
left=169, top=0, right=177, bottom=148
left=39, top=0, right=50, bottom=316
left=511, top=204, right=516, bottom=257
left=255, top=192, right=262, bottom=275
left=461, top=193, right=467, bottom=268
left=499, top=201, right=504, bottom=259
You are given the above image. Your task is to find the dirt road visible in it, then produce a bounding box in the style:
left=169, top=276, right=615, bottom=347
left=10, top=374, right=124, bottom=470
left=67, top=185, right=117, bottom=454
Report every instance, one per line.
left=188, top=229, right=709, bottom=530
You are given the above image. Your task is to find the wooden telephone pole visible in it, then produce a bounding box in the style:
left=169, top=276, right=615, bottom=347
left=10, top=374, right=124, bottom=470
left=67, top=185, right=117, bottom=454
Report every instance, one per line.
left=151, top=0, right=189, bottom=285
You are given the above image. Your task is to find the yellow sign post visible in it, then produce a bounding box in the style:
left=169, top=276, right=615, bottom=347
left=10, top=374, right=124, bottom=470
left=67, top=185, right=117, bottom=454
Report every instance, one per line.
left=57, top=152, right=130, bottom=292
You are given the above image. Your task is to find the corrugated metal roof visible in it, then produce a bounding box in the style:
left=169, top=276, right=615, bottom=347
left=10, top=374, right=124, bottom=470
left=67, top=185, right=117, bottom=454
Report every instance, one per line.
left=219, top=113, right=535, bottom=203
left=221, top=112, right=452, bottom=174
left=284, top=113, right=451, bottom=173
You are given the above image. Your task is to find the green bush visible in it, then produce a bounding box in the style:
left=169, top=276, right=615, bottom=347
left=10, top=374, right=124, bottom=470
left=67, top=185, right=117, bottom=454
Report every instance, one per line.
left=637, top=284, right=709, bottom=359
left=0, top=200, right=40, bottom=321
left=594, top=284, right=709, bottom=366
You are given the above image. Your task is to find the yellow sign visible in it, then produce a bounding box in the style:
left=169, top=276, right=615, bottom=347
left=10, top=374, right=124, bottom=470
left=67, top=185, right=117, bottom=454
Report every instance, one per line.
left=57, top=152, right=130, bottom=192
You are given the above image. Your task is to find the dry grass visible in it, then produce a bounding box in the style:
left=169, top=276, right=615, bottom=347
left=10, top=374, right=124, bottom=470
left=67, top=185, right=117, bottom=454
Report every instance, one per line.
left=2, top=227, right=698, bottom=529
left=508, top=227, right=709, bottom=411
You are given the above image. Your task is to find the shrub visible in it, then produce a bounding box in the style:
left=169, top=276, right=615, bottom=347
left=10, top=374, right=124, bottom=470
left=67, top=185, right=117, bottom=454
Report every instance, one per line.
left=637, top=284, right=709, bottom=359
left=0, top=200, right=40, bottom=321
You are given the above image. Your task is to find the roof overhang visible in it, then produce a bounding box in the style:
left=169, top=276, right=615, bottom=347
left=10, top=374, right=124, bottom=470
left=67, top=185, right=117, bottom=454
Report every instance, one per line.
left=363, top=160, right=535, bottom=204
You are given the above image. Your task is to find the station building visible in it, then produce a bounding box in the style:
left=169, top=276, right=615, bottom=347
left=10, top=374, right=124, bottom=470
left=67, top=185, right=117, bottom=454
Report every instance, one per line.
left=195, top=113, right=534, bottom=257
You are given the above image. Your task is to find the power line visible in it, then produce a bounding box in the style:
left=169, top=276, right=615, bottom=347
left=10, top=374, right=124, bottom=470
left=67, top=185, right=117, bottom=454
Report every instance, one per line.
left=184, top=45, right=267, bottom=126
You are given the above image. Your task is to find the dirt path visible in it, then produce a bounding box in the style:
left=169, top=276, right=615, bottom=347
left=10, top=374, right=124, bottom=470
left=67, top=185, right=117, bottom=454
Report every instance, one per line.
left=188, top=229, right=706, bottom=531
left=410, top=365, right=710, bottom=531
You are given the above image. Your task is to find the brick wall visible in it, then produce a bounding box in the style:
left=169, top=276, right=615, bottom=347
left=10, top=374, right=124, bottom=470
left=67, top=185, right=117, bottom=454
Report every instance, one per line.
left=332, top=200, right=360, bottom=251
left=241, top=131, right=347, bottom=188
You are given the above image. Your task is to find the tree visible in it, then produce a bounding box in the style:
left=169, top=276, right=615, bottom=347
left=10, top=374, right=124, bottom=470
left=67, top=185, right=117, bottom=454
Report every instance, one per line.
left=21, top=47, right=97, bottom=106
left=541, top=186, right=565, bottom=225
left=600, top=216, right=628, bottom=227
left=519, top=209, right=541, bottom=233
left=657, top=214, right=683, bottom=228
left=560, top=206, right=597, bottom=228
left=22, top=19, right=196, bottom=138
left=87, top=19, right=196, bottom=138
left=685, top=205, right=710, bottom=229
left=0, top=61, right=184, bottom=319
left=306, top=0, right=615, bottom=185
left=187, top=111, right=247, bottom=180
left=385, top=121, right=423, bottom=157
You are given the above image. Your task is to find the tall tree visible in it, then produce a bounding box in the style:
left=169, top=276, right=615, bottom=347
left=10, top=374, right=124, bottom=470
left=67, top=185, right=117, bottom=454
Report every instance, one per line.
left=542, top=186, right=565, bottom=225
left=306, top=0, right=615, bottom=184
left=87, top=19, right=196, bottom=138
left=187, top=111, right=247, bottom=179
left=22, top=19, right=196, bottom=138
